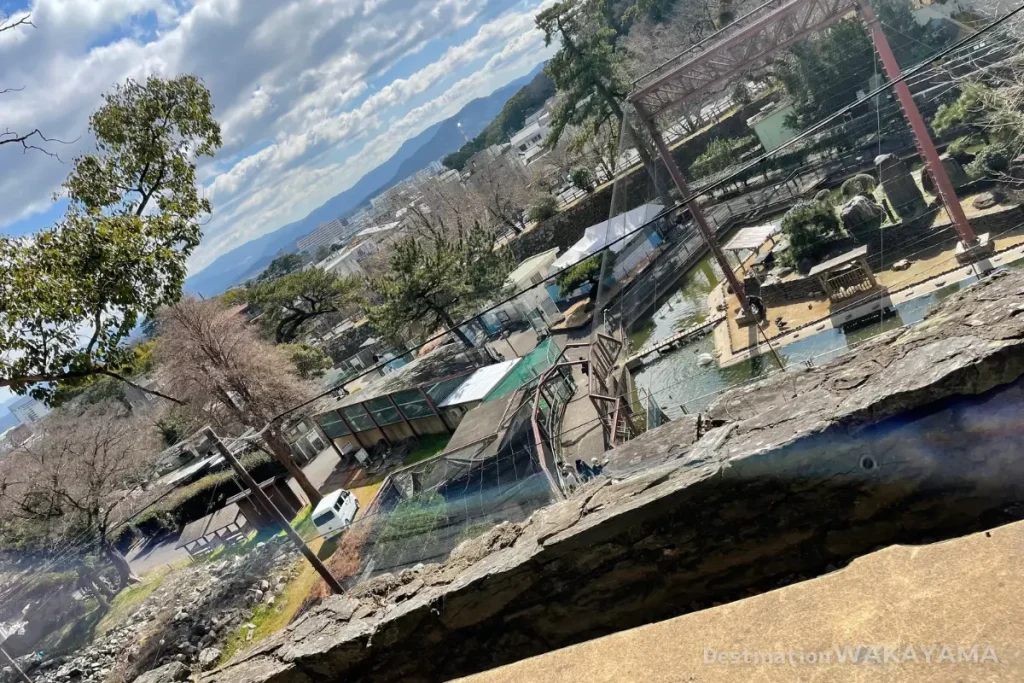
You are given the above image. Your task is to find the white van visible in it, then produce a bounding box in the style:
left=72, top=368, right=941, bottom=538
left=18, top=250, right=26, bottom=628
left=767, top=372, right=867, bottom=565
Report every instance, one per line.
left=311, top=489, right=359, bottom=538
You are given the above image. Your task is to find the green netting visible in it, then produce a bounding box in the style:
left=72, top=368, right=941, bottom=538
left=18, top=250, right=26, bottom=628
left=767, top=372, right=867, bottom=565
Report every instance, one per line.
left=482, top=338, right=562, bottom=403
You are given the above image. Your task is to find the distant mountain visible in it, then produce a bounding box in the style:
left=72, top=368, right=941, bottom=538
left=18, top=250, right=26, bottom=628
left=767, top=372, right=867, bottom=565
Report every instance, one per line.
left=0, top=411, right=17, bottom=435
left=382, top=70, right=547, bottom=188
left=184, top=63, right=546, bottom=297
left=183, top=120, right=446, bottom=296
left=443, top=69, right=555, bottom=172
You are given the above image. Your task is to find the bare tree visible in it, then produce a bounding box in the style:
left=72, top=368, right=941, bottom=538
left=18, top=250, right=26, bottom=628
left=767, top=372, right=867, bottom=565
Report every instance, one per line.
left=155, top=297, right=324, bottom=504
left=0, top=403, right=159, bottom=591
left=466, top=154, right=532, bottom=235
left=0, top=14, right=67, bottom=158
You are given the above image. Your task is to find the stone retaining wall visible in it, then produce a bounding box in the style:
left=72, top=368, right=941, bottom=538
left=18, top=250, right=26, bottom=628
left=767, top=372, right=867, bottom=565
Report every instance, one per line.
left=206, top=271, right=1024, bottom=683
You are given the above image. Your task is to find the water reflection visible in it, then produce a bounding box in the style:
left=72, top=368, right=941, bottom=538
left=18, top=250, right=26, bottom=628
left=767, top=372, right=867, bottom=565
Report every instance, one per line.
left=631, top=252, right=975, bottom=418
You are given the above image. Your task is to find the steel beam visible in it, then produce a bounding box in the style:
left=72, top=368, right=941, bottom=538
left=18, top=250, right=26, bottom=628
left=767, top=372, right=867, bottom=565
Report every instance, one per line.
left=631, top=0, right=856, bottom=117
left=635, top=101, right=751, bottom=313
left=858, top=0, right=978, bottom=247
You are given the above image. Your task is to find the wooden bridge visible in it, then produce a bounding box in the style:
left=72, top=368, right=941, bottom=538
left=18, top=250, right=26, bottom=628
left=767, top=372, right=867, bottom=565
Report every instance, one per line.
left=625, top=316, right=724, bottom=370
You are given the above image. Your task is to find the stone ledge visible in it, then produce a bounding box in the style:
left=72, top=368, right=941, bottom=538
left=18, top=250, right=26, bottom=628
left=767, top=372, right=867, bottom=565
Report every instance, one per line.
left=205, top=271, right=1024, bottom=683
left=458, top=520, right=1024, bottom=683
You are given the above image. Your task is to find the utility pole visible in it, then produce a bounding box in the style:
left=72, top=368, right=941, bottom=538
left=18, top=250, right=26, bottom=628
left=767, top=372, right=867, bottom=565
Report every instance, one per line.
left=203, top=427, right=344, bottom=595
left=0, top=647, right=32, bottom=683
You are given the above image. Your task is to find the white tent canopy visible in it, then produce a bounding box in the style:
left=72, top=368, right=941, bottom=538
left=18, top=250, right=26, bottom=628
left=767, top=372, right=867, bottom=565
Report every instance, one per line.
left=550, top=203, right=664, bottom=271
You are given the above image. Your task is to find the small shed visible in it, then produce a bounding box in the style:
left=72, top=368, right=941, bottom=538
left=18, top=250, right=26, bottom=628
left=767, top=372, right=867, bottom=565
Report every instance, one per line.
left=226, top=475, right=305, bottom=530
left=174, top=504, right=250, bottom=559
left=313, top=344, right=497, bottom=453
left=807, top=246, right=878, bottom=303
left=724, top=222, right=781, bottom=272
left=436, top=358, right=521, bottom=428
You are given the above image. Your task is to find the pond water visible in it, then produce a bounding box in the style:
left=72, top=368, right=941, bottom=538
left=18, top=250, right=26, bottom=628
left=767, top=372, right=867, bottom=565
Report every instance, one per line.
left=629, top=250, right=976, bottom=418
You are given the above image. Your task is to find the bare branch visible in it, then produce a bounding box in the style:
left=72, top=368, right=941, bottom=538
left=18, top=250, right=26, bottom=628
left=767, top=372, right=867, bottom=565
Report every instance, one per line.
left=0, top=14, right=34, bottom=34
left=0, top=128, right=75, bottom=161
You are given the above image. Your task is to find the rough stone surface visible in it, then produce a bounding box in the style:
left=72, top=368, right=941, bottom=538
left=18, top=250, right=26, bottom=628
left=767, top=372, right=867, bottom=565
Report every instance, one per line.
left=973, top=190, right=1005, bottom=210
left=840, top=194, right=884, bottom=238
left=876, top=153, right=925, bottom=218
left=199, top=649, right=223, bottom=671
left=460, top=520, right=1024, bottom=683
left=207, top=271, right=1024, bottom=683
left=11, top=539, right=297, bottom=683
left=133, top=662, right=190, bottom=683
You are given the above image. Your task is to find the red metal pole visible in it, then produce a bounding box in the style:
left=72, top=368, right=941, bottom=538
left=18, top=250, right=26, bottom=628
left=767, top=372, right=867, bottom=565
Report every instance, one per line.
left=858, top=0, right=977, bottom=246
left=634, top=101, right=751, bottom=313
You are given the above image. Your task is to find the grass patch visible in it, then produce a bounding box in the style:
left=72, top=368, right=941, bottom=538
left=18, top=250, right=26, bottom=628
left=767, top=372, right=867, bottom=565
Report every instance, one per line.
left=290, top=504, right=315, bottom=539
left=95, top=567, right=173, bottom=635
left=403, top=434, right=451, bottom=465
left=350, top=481, right=383, bottom=510
left=217, top=539, right=326, bottom=666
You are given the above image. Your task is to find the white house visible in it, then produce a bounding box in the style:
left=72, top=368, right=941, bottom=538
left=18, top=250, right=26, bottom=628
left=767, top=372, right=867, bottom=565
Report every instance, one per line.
left=9, top=396, right=50, bottom=426
left=510, top=108, right=552, bottom=167
left=488, top=248, right=562, bottom=332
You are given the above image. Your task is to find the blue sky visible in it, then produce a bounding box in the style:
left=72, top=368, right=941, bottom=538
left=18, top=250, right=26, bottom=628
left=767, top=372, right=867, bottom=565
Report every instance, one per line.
left=0, top=0, right=558, bottom=410
left=0, top=0, right=557, bottom=270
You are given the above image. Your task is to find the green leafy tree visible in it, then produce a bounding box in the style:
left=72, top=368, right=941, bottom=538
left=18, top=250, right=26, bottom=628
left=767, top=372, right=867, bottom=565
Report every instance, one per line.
left=50, top=341, right=157, bottom=407
left=527, top=194, right=559, bottom=222
left=368, top=227, right=511, bottom=348
left=248, top=268, right=363, bottom=343
left=569, top=166, right=596, bottom=193
left=691, top=137, right=753, bottom=179
left=778, top=0, right=949, bottom=127
left=537, top=1, right=673, bottom=205
left=781, top=200, right=844, bottom=270
left=557, top=255, right=602, bottom=297
left=0, top=75, right=221, bottom=403
left=256, top=252, right=306, bottom=283
left=283, top=342, right=334, bottom=380
left=443, top=71, right=557, bottom=172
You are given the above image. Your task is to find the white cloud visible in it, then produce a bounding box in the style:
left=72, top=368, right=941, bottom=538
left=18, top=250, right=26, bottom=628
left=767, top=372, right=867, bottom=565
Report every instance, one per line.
left=0, top=0, right=554, bottom=272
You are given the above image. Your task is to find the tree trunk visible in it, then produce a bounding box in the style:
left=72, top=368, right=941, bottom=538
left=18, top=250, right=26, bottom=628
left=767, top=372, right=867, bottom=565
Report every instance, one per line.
left=264, top=428, right=324, bottom=506
left=437, top=308, right=475, bottom=348
left=103, top=542, right=141, bottom=589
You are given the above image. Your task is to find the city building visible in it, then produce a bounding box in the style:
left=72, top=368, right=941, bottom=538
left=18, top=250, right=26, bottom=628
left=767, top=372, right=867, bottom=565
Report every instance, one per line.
left=9, top=396, right=50, bottom=425
left=510, top=106, right=553, bottom=167
left=297, top=217, right=354, bottom=253
left=319, top=239, right=382, bottom=279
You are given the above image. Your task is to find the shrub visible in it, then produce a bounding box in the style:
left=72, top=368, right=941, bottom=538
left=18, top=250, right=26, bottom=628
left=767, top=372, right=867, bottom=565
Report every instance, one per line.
left=781, top=200, right=845, bottom=271
left=731, top=81, right=751, bottom=106
left=556, top=255, right=602, bottom=297
left=569, top=166, right=595, bottom=193
left=966, top=145, right=1009, bottom=179
left=946, top=135, right=979, bottom=164
left=114, top=452, right=285, bottom=549
left=526, top=194, right=559, bottom=222
left=840, top=174, right=877, bottom=198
